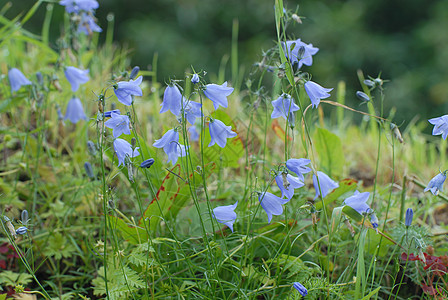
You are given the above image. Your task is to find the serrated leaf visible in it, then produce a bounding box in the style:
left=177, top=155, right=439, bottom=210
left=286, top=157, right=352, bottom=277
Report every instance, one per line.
left=314, top=127, right=345, bottom=177
left=42, top=233, right=76, bottom=259
left=128, top=252, right=154, bottom=267
left=0, top=271, right=32, bottom=286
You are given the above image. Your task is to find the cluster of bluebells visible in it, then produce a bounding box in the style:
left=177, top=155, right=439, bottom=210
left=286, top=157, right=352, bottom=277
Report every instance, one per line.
left=59, top=0, right=101, bottom=35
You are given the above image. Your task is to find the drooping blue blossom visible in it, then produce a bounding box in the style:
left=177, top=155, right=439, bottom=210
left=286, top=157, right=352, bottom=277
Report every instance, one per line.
left=304, top=81, right=332, bottom=108
left=275, top=172, right=304, bottom=200
left=405, top=208, right=413, bottom=227
left=285, top=158, right=311, bottom=181
left=114, top=76, right=143, bottom=106
left=424, top=171, right=447, bottom=195
left=203, top=82, right=234, bottom=110
left=166, top=144, right=188, bottom=165
left=113, top=138, right=140, bottom=167
left=153, top=129, right=179, bottom=154
left=258, top=192, right=289, bottom=223
left=15, top=226, right=28, bottom=235
left=60, top=0, right=99, bottom=13
left=428, top=115, right=448, bottom=140
left=8, top=68, right=32, bottom=92
left=191, top=73, right=199, bottom=84
left=213, top=201, right=238, bottom=232
left=313, top=171, right=339, bottom=199
left=343, top=191, right=371, bottom=215
left=271, top=94, right=300, bottom=120
left=208, top=118, right=237, bottom=148
left=64, top=66, right=89, bottom=92
left=104, top=112, right=131, bottom=138
left=188, top=126, right=199, bottom=141
left=282, top=39, right=319, bottom=69
left=64, top=97, right=88, bottom=123
left=78, top=12, right=102, bottom=35
left=182, top=101, right=203, bottom=125
left=160, top=84, right=183, bottom=116
left=140, top=158, right=155, bottom=168
left=104, top=109, right=121, bottom=118
left=293, top=282, right=308, bottom=297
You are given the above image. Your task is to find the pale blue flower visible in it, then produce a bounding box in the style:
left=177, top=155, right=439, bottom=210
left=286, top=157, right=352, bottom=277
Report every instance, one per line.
left=166, top=144, right=188, bottom=165
left=208, top=118, right=237, bottom=148
left=188, top=126, right=199, bottom=141
left=191, top=74, right=199, bottom=84
left=160, top=84, right=183, bottom=116
left=343, top=191, right=371, bottom=215
left=64, top=97, right=88, bottom=123
left=153, top=129, right=186, bottom=164
left=8, top=68, right=32, bottom=92
left=64, top=66, right=89, bottom=92
left=104, top=112, right=131, bottom=138
left=429, top=115, right=448, bottom=140
left=424, top=172, right=447, bottom=195
left=114, top=76, right=143, bottom=106
left=271, top=94, right=300, bottom=120
left=313, top=171, right=339, bottom=199
left=285, top=158, right=311, bottom=181
left=405, top=208, right=413, bottom=227
left=213, top=201, right=238, bottom=232
left=304, top=81, right=332, bottom=108
left=282, top=39, right=319, bottom=69
left=204, top=81, right=234, bottom=110
left=275, top=172, right=304, bottom=200
left=78, top=12, right=102, bottom=35
left=258, top=192, right=289, bottom=223
left=182, top=101, right=202, bottom=125
left=113, top=138, right=140, bottom=167
left=60, top=0, right=99, bottom=13
left=293, top=282, right=308, bottom=296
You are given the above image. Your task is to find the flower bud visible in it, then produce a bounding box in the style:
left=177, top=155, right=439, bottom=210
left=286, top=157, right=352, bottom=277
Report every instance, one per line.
left=191, top=73, right=199, bottom=84
left=87, top=141, right=97, bottom=156
left=356, top=91, right=370, bottom=102
left=363, top=79, right=375, bottom=88
left=21, top=210, right=29, bottom=225
left=292, top=13, right=302, bottom=24
left=36, top=72, right=44, bottom=86
left=129, top=66, right=140, bottom=80
left=131, top=137, right=137, bottom=148
left=104, top=109, right=121, bottom=118
left=288, top=112, right=295, bottom=129
left=84, top=162, right=94, bottom=179
left=297, top=46, right=306, bottom=60
left=390, top=123, right=404, bottom=143
left=140, top=158, right=155, bottom=168
left=405, top=208, right=413, bottom=227
left=15, top=226, right=28, bottom=235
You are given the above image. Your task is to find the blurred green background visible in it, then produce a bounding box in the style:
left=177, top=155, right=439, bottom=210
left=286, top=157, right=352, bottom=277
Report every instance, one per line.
left=5, top=0, right=448, bottom=126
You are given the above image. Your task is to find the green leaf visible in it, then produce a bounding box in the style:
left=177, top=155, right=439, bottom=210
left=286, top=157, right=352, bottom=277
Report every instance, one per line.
left=42, top=232, right=76, bottom=259
left=0, top=271, right=32, bottom=286
left=314, top=127, right=345, bottom=177
left=108, top=214, right=148, bottom=245
left=361, top=286, right=381, bottom=299
left=330, top=206, right=344, bottom=235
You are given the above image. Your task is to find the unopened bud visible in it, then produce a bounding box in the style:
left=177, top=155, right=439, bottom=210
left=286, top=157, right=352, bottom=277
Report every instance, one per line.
left=356, top=91, right=370, bottom=102
left=191, top=73, right=199, bottom=84
left=131, top=137, right=137, bottom=148
left=390, top=123, right=404, bottom=143
left=282, top=172, right=290, bottom=190
left=108, top=199, right=115, bottom=209
left=140, top=158, right=155, bottom=168
left=21, top=210, right=29, bottom=225
left=363, top=79, right=375, bottom=88
left=129, top=66, right=140, bottom=80
left=36, top=72, right=44, bottom=86
left=297, top=46, right=306, bottom=60
left=87, top=141, right=97, bottom=156
left=288, top=112, right=295, bottom=129
left=104, top=109, right=121, bottom=118
left=84, top=162, right=94, bottom=179
left=292, top=13, right=302, bottom=24
left=15, top=226, right=28, bottom=235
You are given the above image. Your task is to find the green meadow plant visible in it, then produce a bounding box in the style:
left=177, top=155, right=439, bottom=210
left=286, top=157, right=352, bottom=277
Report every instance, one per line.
left=2, top=0, right=448, bottom=299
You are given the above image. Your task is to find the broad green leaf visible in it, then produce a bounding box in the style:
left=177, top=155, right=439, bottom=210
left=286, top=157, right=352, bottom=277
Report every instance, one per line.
left=361, top=286, right=381, bottom=299
left=108, top=214, right=148, bottom=245
left=314, top=127, right=345, bottom=177
left=330, top=206, right=344, bottom=235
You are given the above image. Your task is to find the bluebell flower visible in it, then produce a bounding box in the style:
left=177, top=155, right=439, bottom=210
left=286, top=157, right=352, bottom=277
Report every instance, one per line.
left=153, top=129, right=179, bottom=154
left=208, top=118, right=237, bottom=148
left=160, top=84, right=183, bottom=116
left=8, top=68, right=32, bottom=92
left=275, top=172, right=304, bottom=200
left=304, top=81, right=332, bottom=108
left=313, top=171, right=339, bottom=199
left=113, top=138, right=140, bottom=167
left=104, top=112, right=131, bottom=138
left=15, top=226, right=28, bottom=235
left=64, top=97, right=88, bottom=123
left=405, top=208, right=413, bottom=227
left=258, top=192, right=289, bottom=223
left=166, top=144, right=188, bottom=165
left=293, top=282, right=308, bottom=297
left=114, top=76, right=143, bottom=106
left=271, top=94, right=300, bottom=120
left=60, top=0, right=99, bottom=13
left=343, top=191, right=371, bottom=215
left=285, top=158, right=311, bottom=181
left=181, top=101, right=202, bottom=125
left=203, top=82, right=234, bottom=110
left=188, top=126, right=199, bottom=141
left=191, top=73, right=199, bottom=84
left=429, top=115, right=448, bottom=140
left=213, top=201, right=238, bottom=232
left=64, top=66, right=89, bottom=92
left=140, top=158, right=155, bottom=168
left=104, top=109, right=121, bottom=118
left=424, top=171, right=447, bottom=195
left=78, top=12, right=102, bottom=35
left=282, top=39, right=319, bottom=69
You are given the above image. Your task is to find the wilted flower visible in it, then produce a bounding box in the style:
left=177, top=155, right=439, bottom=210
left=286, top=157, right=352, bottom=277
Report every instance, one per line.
left=15, top=226, right=28, bottom=235
left=428, top=115, right=448, bottom=140
left=59, top=0, right=99, bottom=14
left=271, top=94, right=300, bottom=120
left=203, top=82, right=234, bottom=110
left=424, top=171, right=447, bottom=195
left=114, top=76, right=143, bottom=106
left=405, top=208, right=413, bottom=227
left=282, top=39, right=319, bottom=69
left=188, top=126, right=199, bottom=141
left=64, top=66, right=89, bottom=92
left=160, top=84, right=183, bottom=116
left=213, top=201, right=238, bottom=232
left=78, top=12, right=102, bottom=35
left=84, top=162, right=94, bottom=178
left=140, top=158, right=155, bottom=168
left=104, top=109, right=121, bottom=118
left=113, top=138, right=140, bottom=167
left=304, top=81, right=332, bottom=108
left=104, top=112, right=131, bottom=138
left=8, top=68, right=32, bottom=92
left=191, top=73, right=199, bottom=84
left=64, top=97, right=88, bottom=123
left=293, top=282, right=308, bottom=297
left=285, top=158, right=311, bottom=181
left=275, top=172, right=304, bottom=200
left=356, top=91, right=370, bottom=102
left=208, top=118, right=237, bottom=148
left=313, top=171, right=339, bottom=199
left=343, top=191, right=371, bottom=215
left=258, top=192, right=289, bottom=223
